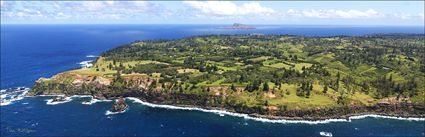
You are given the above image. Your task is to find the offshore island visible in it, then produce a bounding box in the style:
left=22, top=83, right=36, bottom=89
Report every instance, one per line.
left=29, top=34, right=425, bottom=120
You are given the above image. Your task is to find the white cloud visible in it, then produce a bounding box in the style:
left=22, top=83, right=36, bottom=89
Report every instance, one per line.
left=287, top=9, right=380, bottom=19
left=71, top=1, right=151, bottom=12
left=1, top=1, right=166, bottom=22
left=1, top=1, right=423, bottom=25
left=183, top=1, right=275, bottom=16
left=392, top=12, right=425, bottom=20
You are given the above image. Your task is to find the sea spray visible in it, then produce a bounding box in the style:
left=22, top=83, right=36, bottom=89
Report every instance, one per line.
left=126, top=97, right=425, bottom=124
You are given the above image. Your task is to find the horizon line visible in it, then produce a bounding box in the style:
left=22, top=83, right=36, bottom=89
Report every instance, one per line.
left=1, top=23, right=424, bottom=27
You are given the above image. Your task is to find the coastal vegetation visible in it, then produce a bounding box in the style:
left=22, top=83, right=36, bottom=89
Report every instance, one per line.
left=30, top=34, right=425, bottom=119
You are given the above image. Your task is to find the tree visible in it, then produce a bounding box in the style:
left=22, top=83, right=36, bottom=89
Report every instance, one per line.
left=280, top=105, right=288, bottom=111
left=149, top=80, right=157, bottom=90
left=306, top=89, right=311, bottom=98
left=179, top=86, right=184, bottom=93
left=108, top=63, right=113, bottom=70
left=263, top=82, right=269, bottom=92
left=231, top=84, right=236, bottom=92
left=323, top=85, right=328, bottom=93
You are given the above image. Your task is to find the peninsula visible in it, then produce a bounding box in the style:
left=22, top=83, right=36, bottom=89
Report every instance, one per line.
left=29, top=34, right=425, bottom=120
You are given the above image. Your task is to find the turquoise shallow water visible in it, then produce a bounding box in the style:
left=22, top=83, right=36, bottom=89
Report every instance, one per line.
left=1, top=25, right=424, bottom=136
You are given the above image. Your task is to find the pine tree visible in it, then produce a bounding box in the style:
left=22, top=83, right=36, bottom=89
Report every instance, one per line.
left=263, top=82, right=269, bottom=92
left=231, top=84, right=236, bottom=92
left=323, top=85, right=328, bottom=93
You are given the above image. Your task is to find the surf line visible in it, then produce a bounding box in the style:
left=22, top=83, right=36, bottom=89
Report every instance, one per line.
left=0, top=87, right=30, bottom=106
left=126, top=97, right=425, bottom=124
left=42, top=95, right=111, bottom=105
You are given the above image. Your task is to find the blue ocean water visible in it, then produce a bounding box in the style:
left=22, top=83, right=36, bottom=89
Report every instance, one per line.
left=1, top=24, right=424, bottom=136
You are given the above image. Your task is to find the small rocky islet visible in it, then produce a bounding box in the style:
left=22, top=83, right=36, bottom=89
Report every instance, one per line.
left=110, top=98, right=128, bottom=113
left=51, top=96, right=67, bottom=102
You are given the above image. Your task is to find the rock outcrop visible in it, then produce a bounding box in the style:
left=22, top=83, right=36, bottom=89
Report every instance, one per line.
left=110, top=98, right=128, bottom=113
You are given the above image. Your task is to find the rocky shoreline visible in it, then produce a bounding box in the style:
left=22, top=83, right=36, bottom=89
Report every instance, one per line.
left=127, top=96, right=425, bottom=121
left=28, top=71, right=425, bottom=122
left=29, top=92, right=425, bottom=122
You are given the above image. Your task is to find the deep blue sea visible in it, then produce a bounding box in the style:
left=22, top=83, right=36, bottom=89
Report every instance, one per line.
left=1, top=24, right=424, bottom=136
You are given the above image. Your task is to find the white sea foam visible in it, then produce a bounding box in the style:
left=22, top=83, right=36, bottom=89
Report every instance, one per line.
left=70, top=95, right=93, bottom=98
left=37, top=94, right=110, bottom=105
left=105, top=110, right=122, bottom=115
left=3, top=88, right=424, bottom=123
left=45, top=97, right=72, bottom=105
left=349, top=114, right=425, bottom=121
left=86, top=55, right=98, bottom=58
left=320, top=131, right=333, bottom=137
left=105, top=108, right=128, bottom=115
left=1, top=101, right=12, bottom=106
left=126, top=97, right=425, bottom=124
left=37, top=94, right=65, bottom=97
left=82, top=97, right=112, bottom=105
left=78, top=60, right=93, bottom=68
left=0, top=88, right=29, bottom=106
left=1, top=94, right=7, bottom=99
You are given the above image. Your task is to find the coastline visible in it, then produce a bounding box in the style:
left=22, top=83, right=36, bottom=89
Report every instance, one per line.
left=124, top=97, right=425, bottom=124
left=27, top=93, right=425, bottom=124
left=2, top=88, right=424, bottom=123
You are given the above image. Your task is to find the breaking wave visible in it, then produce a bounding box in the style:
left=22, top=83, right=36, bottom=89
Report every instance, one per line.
left=44, top=95, right=106, bottom=105
left=2, top=90, right=424, bottom=124
left=105, top=99, right=129, bottom=115
left=86, top=55, right=98, bottom=58
left=44, top=95, right=89, bottom=105
left=126, top=97, right=425, bottom=124
left=78, top=60, right=93, bottom=68
left=105, top=109, right=128, bottom=115
left=45, top=96, right=72, bottom=105
left=0, top=87, right=30, bottom=106
left=82, top=97, right=112, bottom=105
left=319, top=131, right=333, bottom=137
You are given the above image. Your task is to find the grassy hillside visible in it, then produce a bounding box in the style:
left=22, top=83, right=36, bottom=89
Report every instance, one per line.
left=34, top=34, right=425, bottom=115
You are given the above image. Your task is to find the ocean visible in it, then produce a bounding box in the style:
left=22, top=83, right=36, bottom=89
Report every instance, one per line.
left=1, top=24, right=424, bottom=136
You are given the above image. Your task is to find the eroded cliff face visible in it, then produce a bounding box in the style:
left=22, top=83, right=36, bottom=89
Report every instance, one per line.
left=31, top=72, right=150, bottom=97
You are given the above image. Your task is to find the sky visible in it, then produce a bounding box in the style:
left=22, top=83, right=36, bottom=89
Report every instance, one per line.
left=1, top=1, right=424, bottom=26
